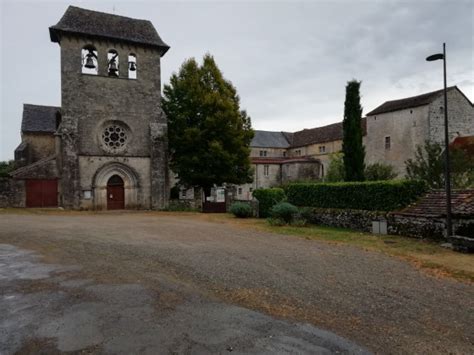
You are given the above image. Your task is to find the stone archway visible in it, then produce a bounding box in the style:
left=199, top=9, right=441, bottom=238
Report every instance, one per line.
left=93, top=163, right=139, bottom=210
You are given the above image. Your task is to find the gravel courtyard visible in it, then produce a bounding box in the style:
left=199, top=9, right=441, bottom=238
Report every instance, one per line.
left=0, top=211, right=472, bottom=354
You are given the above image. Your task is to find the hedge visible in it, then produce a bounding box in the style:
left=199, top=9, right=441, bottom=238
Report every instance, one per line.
left=253, top=188, right=286, bottom=218
left=286, top=180, right=427, bottom=211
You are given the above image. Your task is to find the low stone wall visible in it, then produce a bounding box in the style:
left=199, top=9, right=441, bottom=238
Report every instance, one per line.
left=305, top=208, right=388, bottom=233
left=305, top=207, right=473, bottom=241
left=387, top=214, right=446, bottom=240
left=0, top=178, right=25, bottom=208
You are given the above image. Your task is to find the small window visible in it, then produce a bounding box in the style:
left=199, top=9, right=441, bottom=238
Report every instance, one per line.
left=83, top=190, right=92, bottom=199
left=264, top=165, right=269, bottom=176
left=385, top=136, right=391, bottom=150
left=81, top=45, right=98, bottom=75
left=238, top=187, right=242, bottom=195
left=259, top=150, right=267, bottom=157
left=107, top=50, right=119, bottom=77
left=128, top=53, right=137, bottom=79
left=319, top=146, right=326, bottom=153
left=249, top=187, right=253, bottom=192
left=295, top=149, right=301, bottom=156
left=283, top=151, right=286, bottom=157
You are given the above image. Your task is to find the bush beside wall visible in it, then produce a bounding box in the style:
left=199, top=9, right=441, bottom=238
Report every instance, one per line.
left=253, top=188, right=286, bottom=218
left=286, top=180, right=427, bottom=211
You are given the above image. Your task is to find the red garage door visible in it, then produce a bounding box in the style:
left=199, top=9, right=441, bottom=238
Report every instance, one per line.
left=26, top=180, right=58, bottom=208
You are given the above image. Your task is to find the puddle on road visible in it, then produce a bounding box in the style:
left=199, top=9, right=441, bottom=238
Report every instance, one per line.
left=0, top=244, right=370, bottom=354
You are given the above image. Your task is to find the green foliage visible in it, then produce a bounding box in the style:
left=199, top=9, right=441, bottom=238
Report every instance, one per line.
left=163, top=54, right=254, bottom=190
left=342, top=80, right=365, bottom=181
left=270, top=202, right=298, bottom=224
left=405, top=140, right=474, bottom=188
left=253, top=188, right=286, bottom=218
left=325, top=153, right=345, bottom=182
left=286, top=180, right=427, bottom=211
left=229, top=202, right=253, bottom=218
left=365, top=162, right=397, bottom=181
left=0, top=160, right=15, bottom=178
left=164, top=200, right=198, bottom=212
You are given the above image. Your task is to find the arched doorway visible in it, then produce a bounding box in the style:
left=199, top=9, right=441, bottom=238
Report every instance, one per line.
left=107, top=175, right=124, bottom=210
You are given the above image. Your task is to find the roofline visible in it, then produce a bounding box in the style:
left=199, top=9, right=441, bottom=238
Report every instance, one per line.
left=365, top=86, right=462, bottom=116
left=49, top=27, right=170, bottom=55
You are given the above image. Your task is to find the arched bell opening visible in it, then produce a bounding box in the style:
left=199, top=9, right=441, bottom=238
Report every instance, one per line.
left=128, top=53, right=137, bottom=79
left=81, top=45, right=98, bottom=75
left=107, top=49, right=119, bottom=77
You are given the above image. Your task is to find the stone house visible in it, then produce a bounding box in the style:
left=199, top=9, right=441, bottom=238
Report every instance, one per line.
left=234, top=120, right=367, bottom=200
left=365, top=86, right=474, bottom=175
left=5, top=6, right=170, bottom=210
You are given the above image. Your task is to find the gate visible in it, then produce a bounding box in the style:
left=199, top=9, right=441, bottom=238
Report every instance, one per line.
left=202, top=187, right=227, bottom=213
left=26, top=179, right=58, bottom=207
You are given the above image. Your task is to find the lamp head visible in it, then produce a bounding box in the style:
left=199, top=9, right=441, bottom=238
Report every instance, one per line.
left=426, top=53, right=444, bottom=61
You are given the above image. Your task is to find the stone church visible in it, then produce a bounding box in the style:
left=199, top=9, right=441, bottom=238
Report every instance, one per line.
left=8, top=6, right=170, bottom=209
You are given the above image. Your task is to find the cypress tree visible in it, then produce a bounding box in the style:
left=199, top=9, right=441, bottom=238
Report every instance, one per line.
left=342, top=80, right=365, bottom=181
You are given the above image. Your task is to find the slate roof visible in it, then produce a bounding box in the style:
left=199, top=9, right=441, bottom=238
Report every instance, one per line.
left=395, top=190, right=474, bottom=218
left=366, top=87, right=458, bottom=116
left=251, top=130, right=292, bottom=148
left=251, top=157, right=319, bottom=164
left=21, top=104, right=60, bottom=133
left=49, top=6, right=169, bottom=54
left=290, top=118, right=367, bottom=148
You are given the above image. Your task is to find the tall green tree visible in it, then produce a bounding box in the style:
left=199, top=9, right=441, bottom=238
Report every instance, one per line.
left=163, top=54, right=254, bottom=195
left=324, top=153, right=345, bottom=182
left=342, top=80, right=365, bottom=181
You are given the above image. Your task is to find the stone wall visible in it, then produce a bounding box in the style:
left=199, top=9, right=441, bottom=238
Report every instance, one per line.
left=0, top=178, right=25, bottom=208
left=365, top=105, right=430, bottom=176
left=305, top=207, right=473, bottom=240
left=22, top=133, right=56, bottom=164
left=428, top=88, right=474, bottom=144
left=305, top=208, right=387, bottom=232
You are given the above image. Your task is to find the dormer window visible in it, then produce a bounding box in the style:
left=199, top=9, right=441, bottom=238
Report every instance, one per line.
left=107, top=50, right=119, bottom=77
left=81, top=45, right=98, bottom=75
left=128, top=53, right=137, bottom=79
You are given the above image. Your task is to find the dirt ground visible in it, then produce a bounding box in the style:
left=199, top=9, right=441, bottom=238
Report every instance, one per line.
left=1, top=211, right=473, bottom=354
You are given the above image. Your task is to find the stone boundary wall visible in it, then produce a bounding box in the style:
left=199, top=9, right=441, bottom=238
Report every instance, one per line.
left=306, top=207, right=473, bottom=240
left=305, top=208, right=388, bottom=233
left=0, top=178, right=25, bottom=208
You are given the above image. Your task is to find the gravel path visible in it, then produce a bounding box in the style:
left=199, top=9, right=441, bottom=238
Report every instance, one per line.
left=0, top=212, right=473, bottom=354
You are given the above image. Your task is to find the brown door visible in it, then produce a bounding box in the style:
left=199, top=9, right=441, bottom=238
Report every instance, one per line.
left=107, top=175, right=125, bottom=210
left=26, top=179, right=58, bottom=207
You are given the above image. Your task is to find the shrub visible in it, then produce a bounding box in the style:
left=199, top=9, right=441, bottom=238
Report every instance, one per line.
left=286, top=180, right=427, bottom=211
left=229, top=202, right=253, bottom=218
left=253, top=188, right=286, bottom=218
left=267, top=217, right=286, bottom=226
left=365, top=163, right=397, bottom=181
left=325, top=153, right=345, bottom=182
left=270, top=202, right=299, bottom=224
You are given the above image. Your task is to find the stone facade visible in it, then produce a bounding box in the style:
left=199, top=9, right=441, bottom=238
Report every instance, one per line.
left=7, top=6, right=170, bottom=210
left=365, top=87, right=474, bottom=176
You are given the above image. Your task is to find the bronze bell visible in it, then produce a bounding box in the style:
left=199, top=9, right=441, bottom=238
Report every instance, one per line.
left=129, top=61, right=136, bottom=71
left=108, top=59, right=118, bottom=76
left=84, top=53, right=95, bottom=69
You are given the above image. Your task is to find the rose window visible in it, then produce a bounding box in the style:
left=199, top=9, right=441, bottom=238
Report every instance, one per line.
left=102, top=125, right=128, bottom=150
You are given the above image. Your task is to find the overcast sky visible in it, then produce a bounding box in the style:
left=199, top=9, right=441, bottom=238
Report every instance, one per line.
left=1, top=0, right=473, bottom=160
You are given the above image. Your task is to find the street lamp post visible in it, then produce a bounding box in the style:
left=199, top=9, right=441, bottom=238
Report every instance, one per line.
left=426, top=42, right=453, bottom=237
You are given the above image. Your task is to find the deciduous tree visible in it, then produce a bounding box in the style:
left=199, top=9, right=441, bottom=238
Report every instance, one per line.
left=163, top=54, right=254, bottom=195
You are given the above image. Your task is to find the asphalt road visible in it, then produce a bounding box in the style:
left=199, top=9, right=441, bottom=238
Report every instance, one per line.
left=0, top=212, right=472, bottom=354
